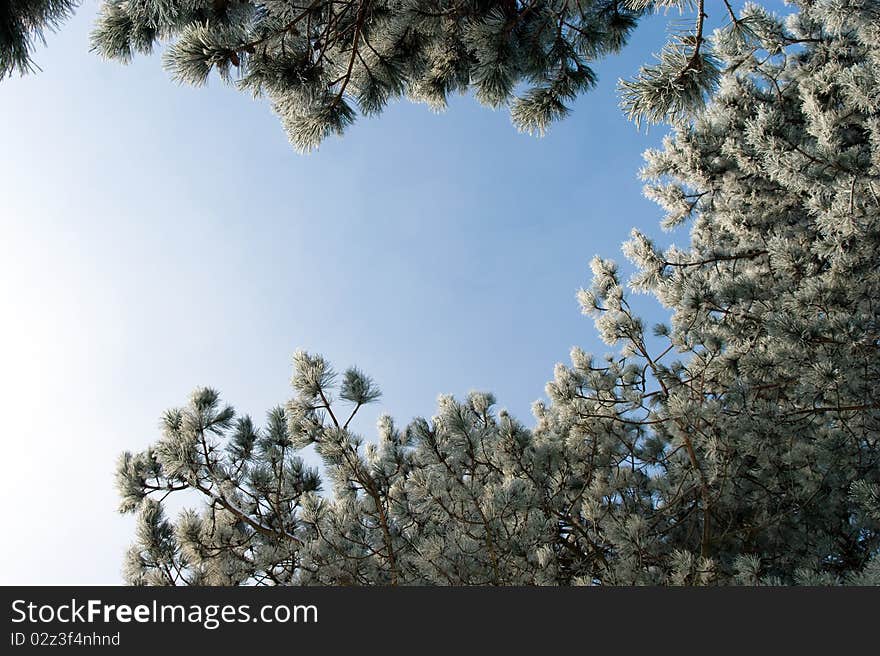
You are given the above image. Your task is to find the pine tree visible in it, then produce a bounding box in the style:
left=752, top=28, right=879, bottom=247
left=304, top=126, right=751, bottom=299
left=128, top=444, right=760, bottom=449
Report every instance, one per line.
left=116, top=0, right=880, bottom=585
left=88, top=0, right=647, bottom=151
left=0, top=0, right=78, bottom=78
left=6, top=2, right=802, bottom=151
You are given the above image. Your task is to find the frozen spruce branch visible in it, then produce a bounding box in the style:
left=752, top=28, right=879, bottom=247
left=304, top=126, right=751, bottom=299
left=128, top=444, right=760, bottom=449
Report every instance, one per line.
left=118, top=2, right=880, bottom=585
left=0, top=0, right=79, bottom=78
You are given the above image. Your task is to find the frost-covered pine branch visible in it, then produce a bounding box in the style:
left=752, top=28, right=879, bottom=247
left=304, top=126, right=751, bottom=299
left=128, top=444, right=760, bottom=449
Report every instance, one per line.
left=11, top=2, right=860, bottom=149
left=117, top=1, right=880, bottom=585
left=0, top=0, right=79, bottom=78
left=89, top=0, right=646, bottom=150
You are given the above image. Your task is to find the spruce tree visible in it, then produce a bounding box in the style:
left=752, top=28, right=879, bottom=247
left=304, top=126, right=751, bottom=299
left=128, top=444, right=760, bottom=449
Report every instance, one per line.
left=115, top=0, right=880, bottom=585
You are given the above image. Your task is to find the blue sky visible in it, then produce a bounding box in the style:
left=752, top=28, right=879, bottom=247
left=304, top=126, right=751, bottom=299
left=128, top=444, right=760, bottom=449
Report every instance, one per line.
left=0, top=4, right=721, bottom=584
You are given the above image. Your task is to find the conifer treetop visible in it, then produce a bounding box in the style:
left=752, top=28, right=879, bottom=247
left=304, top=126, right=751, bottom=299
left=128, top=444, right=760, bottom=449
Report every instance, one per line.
left=4, top=0, right=878, bottom=589
left=115, top=0, right=880, bottom=585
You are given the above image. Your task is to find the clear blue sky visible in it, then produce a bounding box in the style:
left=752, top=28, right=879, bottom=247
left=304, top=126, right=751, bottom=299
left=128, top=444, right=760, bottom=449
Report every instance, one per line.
left=0, top=4, right=757, bottom=584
